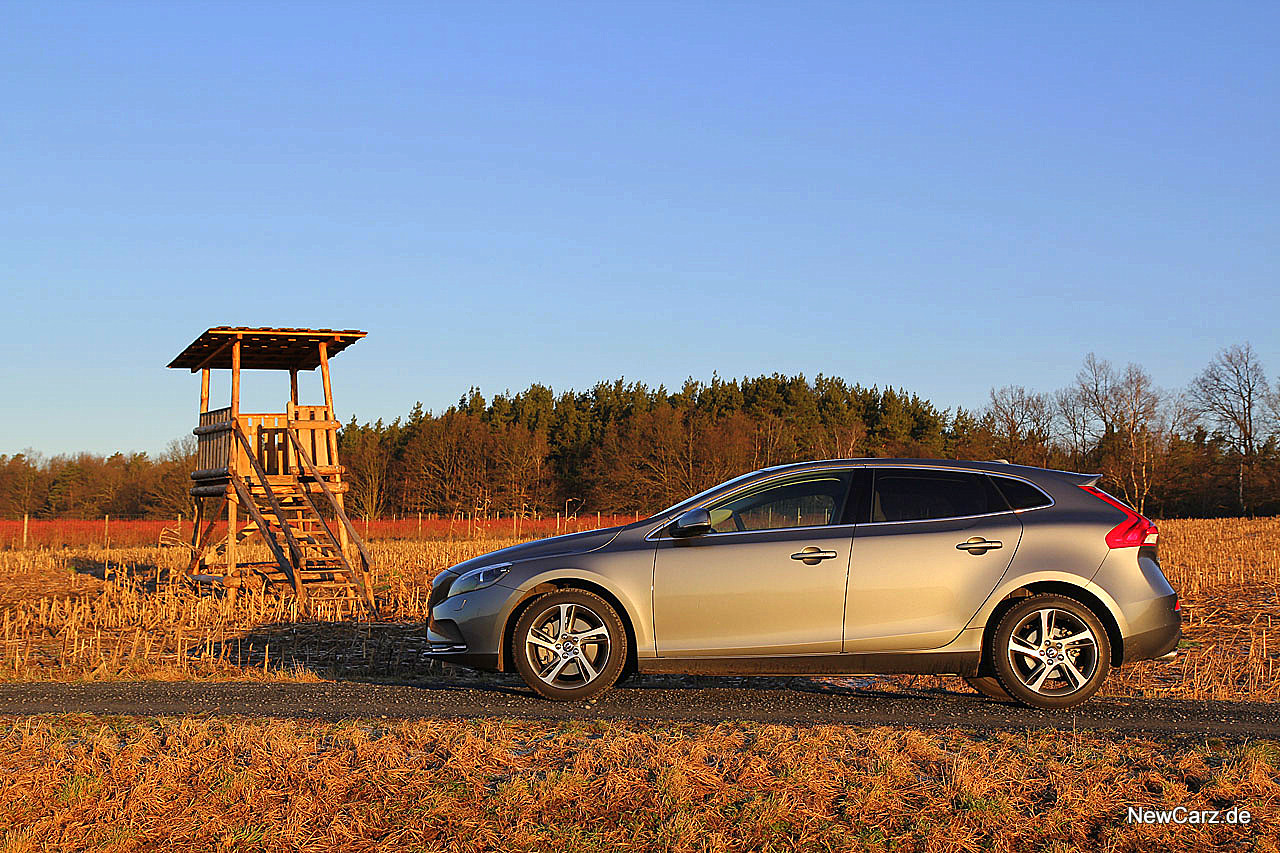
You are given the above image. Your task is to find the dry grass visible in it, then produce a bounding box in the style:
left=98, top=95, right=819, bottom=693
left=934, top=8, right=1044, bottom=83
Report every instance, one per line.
left=1112, top=518, right=1280, bottom=700
left=2, top=521, right=1279, bottom=851
left=0, top=537, right=516, bottom=683
left=0, top=520, right=1276, bottom=701
left=0, top=716, right=1275, bottom=852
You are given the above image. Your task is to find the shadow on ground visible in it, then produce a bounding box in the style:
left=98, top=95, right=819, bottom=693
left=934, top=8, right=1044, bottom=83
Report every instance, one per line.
left=206, top=619, right=988, bottom=703
left=68, top=555, right=177, bottom=589
left=59, top=557, right=985, bottom=702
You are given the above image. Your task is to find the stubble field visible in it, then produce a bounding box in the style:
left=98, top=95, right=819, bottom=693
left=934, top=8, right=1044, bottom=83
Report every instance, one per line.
left=0, top=518, right=1276, bottom=851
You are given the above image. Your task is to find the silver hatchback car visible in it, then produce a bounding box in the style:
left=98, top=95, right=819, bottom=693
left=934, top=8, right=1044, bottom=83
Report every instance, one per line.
left=425, top=460, right=1181, bottom=709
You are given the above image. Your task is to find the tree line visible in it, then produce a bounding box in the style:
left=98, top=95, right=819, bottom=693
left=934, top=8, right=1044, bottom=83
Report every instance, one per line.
left=3, top=344, right=1277, bottom=521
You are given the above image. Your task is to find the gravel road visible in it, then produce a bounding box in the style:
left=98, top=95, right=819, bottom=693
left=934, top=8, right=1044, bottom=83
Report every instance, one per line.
left=0, top=679, right=1276, bottom=739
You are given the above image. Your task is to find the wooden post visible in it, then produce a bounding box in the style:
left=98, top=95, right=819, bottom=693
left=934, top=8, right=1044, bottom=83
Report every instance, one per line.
left=317, top=340, right=351, bottom=561
left=318, top=341, right=334, bottom=412
left=289, top=369, right=299, bottom=406
left=226, top=499, right=238, bottom=581
left=200, top=368, right=210, bottom=414
left=21, top=513, right=28, bottom=550
left=230, top=337, right=242, bottom=479
left=285, top=401, right=296, bottom=474
left=230, top=337, right=242, bottom=417
left=103, top=514, right=109, bottom=548
left=188, top=499, right=205, bottom=576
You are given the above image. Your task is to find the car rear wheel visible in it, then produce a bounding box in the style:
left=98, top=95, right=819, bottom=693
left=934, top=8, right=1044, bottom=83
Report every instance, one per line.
left=513, top=590, right=628, bottom=701
left=990, top=594, right=1111, bottom=710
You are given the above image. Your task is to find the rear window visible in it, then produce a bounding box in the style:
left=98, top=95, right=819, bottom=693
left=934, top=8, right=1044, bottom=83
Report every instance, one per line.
left=871, top=470, right=1008, bottom=522
left=991, top=476, right=1053, bottom=511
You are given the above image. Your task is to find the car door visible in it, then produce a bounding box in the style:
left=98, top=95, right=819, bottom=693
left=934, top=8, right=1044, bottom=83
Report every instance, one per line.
left=843, top=467, right=1022, bottom=652
left=653, top=469, right=855, bottom=657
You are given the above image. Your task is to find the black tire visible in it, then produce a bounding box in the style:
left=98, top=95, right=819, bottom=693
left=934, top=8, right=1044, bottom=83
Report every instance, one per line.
left=512, top=589, right=628, bottom=701
left=991, top=593, right=1111, bottom=711
left=963, top=675, right=1013, bottom=701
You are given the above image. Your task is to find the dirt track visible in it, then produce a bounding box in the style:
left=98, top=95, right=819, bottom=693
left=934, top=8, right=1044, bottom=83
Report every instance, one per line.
left=1, top=679, right=1277, bottom=739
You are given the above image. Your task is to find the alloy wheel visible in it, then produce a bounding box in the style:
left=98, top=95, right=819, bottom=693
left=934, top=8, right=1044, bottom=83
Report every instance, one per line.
left=1005, top=607, right=1100, bottom=697
left=524, top=601, right=612, bottom=690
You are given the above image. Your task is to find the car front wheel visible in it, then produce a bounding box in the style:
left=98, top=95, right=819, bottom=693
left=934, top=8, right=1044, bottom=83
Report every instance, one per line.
left=513, top=589, right=628, bottom=701
left=990, top=594, right=1111, bottom=710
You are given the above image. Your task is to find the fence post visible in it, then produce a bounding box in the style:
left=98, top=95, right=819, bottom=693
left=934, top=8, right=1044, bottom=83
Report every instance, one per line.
left=104, top=514, right=110, bottom=549
left=417, top=511, right=422, bottom=537
left=22, top=513, right=28, bottom=550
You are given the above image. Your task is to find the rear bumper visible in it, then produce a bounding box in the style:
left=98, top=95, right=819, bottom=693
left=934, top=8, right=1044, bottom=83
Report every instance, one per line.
left=1122, top=607, right=1182, bottom=664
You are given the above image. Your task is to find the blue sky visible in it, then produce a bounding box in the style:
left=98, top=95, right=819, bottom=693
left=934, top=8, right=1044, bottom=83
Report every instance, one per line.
left=2, top=2, right=1277, bottom=456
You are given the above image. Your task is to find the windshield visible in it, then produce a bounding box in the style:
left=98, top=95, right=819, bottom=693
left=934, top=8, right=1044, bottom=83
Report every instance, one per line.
left=645, top=469, right=768, bottom=520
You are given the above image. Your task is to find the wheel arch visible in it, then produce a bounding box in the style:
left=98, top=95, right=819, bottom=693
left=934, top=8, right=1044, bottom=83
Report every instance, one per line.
left=978, top=580, right=1125, bottom=671
left=499, top=577, right=640, bottom=677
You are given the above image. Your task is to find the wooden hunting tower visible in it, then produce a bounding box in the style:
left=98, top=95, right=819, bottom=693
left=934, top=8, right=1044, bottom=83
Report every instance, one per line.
left=167, top=327, right=374, bottom=611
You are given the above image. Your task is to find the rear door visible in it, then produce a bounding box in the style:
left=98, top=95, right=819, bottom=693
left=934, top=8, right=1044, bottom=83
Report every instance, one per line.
left=653, top=469, right=855, bottom=657
left=843, top=467, right=1022, bottom=652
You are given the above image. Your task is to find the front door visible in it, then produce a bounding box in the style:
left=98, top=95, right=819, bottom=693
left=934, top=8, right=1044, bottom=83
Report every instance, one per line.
left=844, top=467, right=1022, bottom=652
left=653, top=469, right=855, bottom=657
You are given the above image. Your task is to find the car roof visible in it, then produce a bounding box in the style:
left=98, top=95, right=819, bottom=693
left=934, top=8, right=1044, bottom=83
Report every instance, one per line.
left=752, top=458, right=1099, bottom=486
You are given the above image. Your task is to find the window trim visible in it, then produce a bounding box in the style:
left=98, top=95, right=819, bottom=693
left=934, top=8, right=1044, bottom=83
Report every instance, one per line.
left=647, top=466, right=861, bottom=541
left=987, top=473, right=1056, bottom=513
left=645, top=463, right=1056, bottom=538
left=857, top=465, right=1056, bottom=526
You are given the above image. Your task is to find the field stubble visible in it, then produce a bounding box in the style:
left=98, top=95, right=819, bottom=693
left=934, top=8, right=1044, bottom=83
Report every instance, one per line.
left=1, top=518, right=1279, bottom=851
left=0, top=519, right=1275, bottom=701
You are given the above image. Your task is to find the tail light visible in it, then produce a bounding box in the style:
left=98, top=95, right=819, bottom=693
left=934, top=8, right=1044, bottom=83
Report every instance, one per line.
left=1079, top=485, right=1158, bottom=549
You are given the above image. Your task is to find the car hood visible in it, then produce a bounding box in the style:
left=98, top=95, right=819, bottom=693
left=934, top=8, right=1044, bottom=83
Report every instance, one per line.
left=432, top=525, right=628, bottom=588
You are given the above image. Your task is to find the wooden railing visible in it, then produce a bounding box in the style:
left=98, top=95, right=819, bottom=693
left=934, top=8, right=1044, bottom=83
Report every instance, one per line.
left=193, top=407, right=233, bottom=479
left=238, top=412, right=291, bottom=476
left=289, top=404, right=340, bottom=470
left=191, top=404, right=341, bottom=489
left=235, top=405, right=340, bottom=478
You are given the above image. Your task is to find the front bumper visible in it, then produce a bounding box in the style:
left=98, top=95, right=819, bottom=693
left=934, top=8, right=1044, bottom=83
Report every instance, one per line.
left=424, top=630, right=467, bottom=655
left=423, top=582, right=516, bottom=672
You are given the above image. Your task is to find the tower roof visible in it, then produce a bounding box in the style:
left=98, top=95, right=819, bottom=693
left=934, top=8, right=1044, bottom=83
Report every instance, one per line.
left=167, top=327, right=367, bottom=372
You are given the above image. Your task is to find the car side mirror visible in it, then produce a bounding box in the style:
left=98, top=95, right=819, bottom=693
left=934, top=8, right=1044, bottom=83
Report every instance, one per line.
left=671, top=507, right=713, bottom=537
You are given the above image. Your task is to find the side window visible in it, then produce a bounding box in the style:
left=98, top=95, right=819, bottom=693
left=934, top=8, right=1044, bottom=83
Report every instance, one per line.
left=990, top=476, right=1053, bottom=511
left=706, top=471, right=853, bottom=533
left=870, top=469, right=1008, bottom=522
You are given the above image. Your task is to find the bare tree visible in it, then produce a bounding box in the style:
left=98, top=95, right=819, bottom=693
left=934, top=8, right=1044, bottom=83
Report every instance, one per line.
left=985, top=385, right=1053, bottom=466
left=344, top=430, right=393, bottom=521
left=2, top=450, right=47, bottom=517
left=143, top=437, right=199, bottom=518
left=400, top=412, right=491, bottom=516
left=1189, top=343, right=1273, bottom=513
left=1052, top=387, right=1091, bottom=471
left=493, top=422, right=549, bottom=515
left=1074, top=355, right=1165, bottom=513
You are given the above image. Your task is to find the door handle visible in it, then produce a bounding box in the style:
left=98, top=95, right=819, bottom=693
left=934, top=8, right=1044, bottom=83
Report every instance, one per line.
left=956, top=537, right=1002, bottom=554
left=791, top=547, right=839, bottom=565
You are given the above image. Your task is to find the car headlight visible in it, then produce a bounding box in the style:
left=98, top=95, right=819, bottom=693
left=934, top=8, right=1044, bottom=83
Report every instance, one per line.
left=447, top=562, right=513, bottom=597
